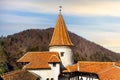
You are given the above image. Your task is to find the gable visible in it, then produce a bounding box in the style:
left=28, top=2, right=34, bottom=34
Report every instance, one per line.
left=17, top=52, right=60, bottom=69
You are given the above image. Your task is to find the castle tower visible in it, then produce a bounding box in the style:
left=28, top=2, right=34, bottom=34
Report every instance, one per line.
left=49, top=9, right=74, bottom=69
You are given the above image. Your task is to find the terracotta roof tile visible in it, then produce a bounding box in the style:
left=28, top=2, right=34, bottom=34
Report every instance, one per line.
left=63, top=61, right=120, bottom=80
left=49, top=13, right=74, bottom=46
left=24, top=60, right=50, bottom=69
left=17, top=52, right=60, bottom=69
left=48, top=55, right=60, bottom=63
left=115, top=60, right=120, bottom=67
left=78, top=61, right=113, bottom=73
left=64, top=64, right=77, bottom=72
left=63, top=61, right=113, bottom=73
left=2, top=70, right=38, bottom=80
left=99, top=66, right=120, bottom=80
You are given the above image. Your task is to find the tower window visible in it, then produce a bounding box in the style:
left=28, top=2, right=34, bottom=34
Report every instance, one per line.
left=61, top=52, right=64, bottom=57
left=51, top=78, right=54, bottom=80
left=36, top=78, right=40, bottom=80
left=53, top=63, right=56, bottom=67
left=46, top=78, right=49, bottom=80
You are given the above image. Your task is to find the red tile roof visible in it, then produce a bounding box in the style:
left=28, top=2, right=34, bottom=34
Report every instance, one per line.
left=1, top=70, right=38, bottom=80
left=115, top=60, right=120, bottom=67
left=17, top=52, right=60, bottom=69
left=63, top=61, right=120, bottom=80
left=99, top=66, right=120, bottom=80
left=49, top=13, right=74, bottom=46
left=48, top=55, right=60, bottom=63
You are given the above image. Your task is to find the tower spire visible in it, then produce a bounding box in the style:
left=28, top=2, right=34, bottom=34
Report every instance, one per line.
left=49, top=7, right=74, bottom=47
left=49, top=7, right=74, bottom=68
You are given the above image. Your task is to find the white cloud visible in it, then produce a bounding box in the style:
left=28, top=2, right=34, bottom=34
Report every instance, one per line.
left=62, top=0, right=120, bottom=16
left=1, top=0, right=120, bottom=16
left=0, top=14, right=52, bottom=24
left=0, top=0, right=58, bottom=14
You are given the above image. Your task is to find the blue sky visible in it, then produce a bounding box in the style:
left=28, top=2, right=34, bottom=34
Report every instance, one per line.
left=0, top=0, right=120, bottom=53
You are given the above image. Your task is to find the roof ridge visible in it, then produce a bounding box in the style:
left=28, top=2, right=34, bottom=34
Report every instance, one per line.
left=27, top=51, right=58, bottom=53
left=78, top=61, right=113, bottom=63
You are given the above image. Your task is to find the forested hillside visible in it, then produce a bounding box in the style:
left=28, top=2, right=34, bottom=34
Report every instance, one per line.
left=0, top=28, right=120, bottom=74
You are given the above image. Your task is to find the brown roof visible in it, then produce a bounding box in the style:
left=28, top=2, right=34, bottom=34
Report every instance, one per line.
left=49, top=13, right=74, bottom=46
left=2, top=70, right=38, bottom=80
left=63, top=61, right=120, bottom=80
left=17, top=52, right=60, bottom=69
left=115, top=60, right=120, bottom=67
left=65, top=64, right=77, bottom=72
left=99, top=66, right=120, bottom=80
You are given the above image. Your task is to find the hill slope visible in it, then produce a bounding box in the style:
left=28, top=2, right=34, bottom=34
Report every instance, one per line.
left=0, top=28, right=120, bottom=71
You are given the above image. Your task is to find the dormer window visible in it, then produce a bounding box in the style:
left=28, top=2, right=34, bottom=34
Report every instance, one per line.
left=61, top=52, right=64, bottom=57
left=53, top=63, right=56, bottom=67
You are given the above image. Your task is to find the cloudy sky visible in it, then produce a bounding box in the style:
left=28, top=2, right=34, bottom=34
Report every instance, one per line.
left=0, top=0, right=120, bottom=53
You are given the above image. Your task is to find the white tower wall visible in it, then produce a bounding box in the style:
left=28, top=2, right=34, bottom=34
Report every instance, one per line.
left=49, top=46, right=74, bottom=68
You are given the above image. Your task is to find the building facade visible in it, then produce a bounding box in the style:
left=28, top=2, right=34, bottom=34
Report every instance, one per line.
left=17, top=11, right=120, bottom=80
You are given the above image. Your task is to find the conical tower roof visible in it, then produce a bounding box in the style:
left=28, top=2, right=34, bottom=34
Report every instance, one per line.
left=49, top=13, right=74, bottom=46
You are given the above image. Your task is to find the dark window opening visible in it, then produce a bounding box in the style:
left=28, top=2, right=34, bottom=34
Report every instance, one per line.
left=53, top=63, right=56, bottom=67
left=51, top=78, right=54, bottom=80
left=61, top=52, right=64, bottom=57
left=36, top=78, right=40, bottom=80
left=46, top=78, right=49, bottom=80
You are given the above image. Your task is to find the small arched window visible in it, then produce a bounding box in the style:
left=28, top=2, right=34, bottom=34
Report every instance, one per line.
left=61, top=52, right=64, bottom=57
left=46, top=78, right=49, bottom=80
left=36, top=78, right=40, bottom=80
left=53, top=63, right=56, bottom=67
left=51, top=78, right=54, bottom=80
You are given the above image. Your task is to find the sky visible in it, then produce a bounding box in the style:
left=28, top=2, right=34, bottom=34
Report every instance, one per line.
left=0, top=0, right=120, bottom=53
